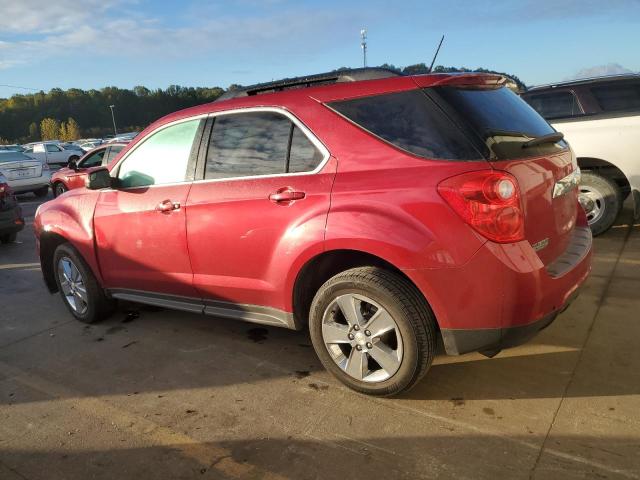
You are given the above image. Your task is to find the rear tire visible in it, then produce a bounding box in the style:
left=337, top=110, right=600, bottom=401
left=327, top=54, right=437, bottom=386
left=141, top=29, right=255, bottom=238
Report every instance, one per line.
left=579, top=172, right=621, bottom=236
left=53, top=243, right=115, bottom=323
left=0, top=232, right=17, bottom=244
left=309, top=266, right=437, bottom=396
left=33, top=186, right=49, bottom=198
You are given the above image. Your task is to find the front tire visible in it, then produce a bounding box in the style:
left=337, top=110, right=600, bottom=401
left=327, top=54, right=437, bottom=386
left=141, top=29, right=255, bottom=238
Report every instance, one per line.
left=53, top=182, right=67, bottom=197
left=579, top=172, right=622, bottom=236
left=53, top=243, right=115, bottom=323
left=309, top=267, right=437, bottom=396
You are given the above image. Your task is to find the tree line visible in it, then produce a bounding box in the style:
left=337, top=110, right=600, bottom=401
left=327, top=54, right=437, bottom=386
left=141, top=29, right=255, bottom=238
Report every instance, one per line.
left=0, top=65, right=525, bottom=144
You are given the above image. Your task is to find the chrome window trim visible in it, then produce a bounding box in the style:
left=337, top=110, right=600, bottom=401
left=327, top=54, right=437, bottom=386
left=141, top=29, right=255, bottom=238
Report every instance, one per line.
left=111, top=107, right=330, bottom=190
left=111, top=114, right=209, bottom=190
left=195, top=106, right=331, bottom=184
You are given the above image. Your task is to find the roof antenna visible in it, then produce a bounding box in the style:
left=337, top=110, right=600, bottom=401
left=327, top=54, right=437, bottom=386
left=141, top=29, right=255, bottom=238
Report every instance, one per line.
left=427, top=34, right=445, bottom=73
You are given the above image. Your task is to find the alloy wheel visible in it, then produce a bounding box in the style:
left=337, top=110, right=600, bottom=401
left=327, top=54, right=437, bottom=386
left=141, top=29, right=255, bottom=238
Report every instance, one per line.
left=321, top=293, right=403, bottom=383
left=57, top=257, right=88, bottom=314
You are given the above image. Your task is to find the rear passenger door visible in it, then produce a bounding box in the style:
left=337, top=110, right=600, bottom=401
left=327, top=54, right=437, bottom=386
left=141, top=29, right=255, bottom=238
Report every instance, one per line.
left=186, top=109, right=336, bottom=312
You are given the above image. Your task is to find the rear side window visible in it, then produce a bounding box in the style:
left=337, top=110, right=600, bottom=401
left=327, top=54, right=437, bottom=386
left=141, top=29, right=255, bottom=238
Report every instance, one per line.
left=590, top=82, right=640, bottom=113
left=205, top=111, right=325, bottom=180
left=328, top=90, right=481, bottom=161
left=524, top=91, right=582, bottom=119
left=288, top=126, right=324, bottom=173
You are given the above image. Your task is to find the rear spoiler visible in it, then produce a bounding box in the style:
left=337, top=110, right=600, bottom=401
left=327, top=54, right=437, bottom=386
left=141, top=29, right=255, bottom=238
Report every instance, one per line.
left=412, top=73, right=507, bottom=89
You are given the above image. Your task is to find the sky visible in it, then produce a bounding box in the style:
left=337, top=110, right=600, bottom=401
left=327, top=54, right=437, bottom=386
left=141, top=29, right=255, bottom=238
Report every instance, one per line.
left=0, top=0, right=639, bottom=97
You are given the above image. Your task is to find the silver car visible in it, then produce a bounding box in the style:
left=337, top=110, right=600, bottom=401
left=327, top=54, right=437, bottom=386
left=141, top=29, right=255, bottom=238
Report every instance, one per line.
left=0, top=151, right=51, bottom=197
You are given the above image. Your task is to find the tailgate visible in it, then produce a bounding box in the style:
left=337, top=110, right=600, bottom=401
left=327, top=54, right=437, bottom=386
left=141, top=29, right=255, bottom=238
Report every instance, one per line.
left=427, top=83, right=580, bottom=265
left=0, top=160, right=43, bottom=180
left=492, top=150, right=577, bottom=265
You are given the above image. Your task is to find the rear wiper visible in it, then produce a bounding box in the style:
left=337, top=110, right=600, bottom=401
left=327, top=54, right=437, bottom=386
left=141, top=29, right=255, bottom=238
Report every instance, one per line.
left=522, top=132, right=564, bottom=148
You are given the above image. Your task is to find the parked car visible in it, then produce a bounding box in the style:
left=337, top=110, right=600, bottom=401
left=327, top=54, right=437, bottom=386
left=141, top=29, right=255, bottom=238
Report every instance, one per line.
left=51, top=143, right=126, bottom=197
left=78, top=141, right=102, bottom=152
left=0, top=172, right=24, bottom=244
left=22, top=142, right=82, bottom=167
left=0, top=151, right=51, bottom=197
left=521, top=74, right=640, bottom=235
left=34, top=69, right=592, bottom=396
left=0, top=145, right=25, bottom=152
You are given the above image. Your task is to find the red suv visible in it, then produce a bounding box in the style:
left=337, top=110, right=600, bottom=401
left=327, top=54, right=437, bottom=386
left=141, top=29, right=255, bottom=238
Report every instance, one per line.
left=50, top=143, right=126, bottom=197
left=34, top=69, right=592, bottom=396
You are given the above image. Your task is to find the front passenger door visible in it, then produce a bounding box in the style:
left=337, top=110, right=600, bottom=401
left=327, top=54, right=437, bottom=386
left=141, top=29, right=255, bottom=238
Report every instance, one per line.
left=94, top=118, right=204, bottom=298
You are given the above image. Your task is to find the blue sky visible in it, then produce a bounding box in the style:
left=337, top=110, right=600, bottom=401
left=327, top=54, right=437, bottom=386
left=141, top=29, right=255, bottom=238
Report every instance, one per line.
left=0, top=0, right=638, bottom=97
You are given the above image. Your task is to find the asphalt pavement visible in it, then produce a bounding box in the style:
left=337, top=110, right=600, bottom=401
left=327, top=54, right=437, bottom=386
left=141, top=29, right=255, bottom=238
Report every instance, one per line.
left=1, top=192, right=639, bottom=479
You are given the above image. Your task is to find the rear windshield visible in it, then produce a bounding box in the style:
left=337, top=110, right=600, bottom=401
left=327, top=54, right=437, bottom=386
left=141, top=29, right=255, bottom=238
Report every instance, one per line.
left=430, top=86, right=567, bottom=159
left=329, top=86, right=566, bottom=161
left=0, top=152, right=33, bottom=163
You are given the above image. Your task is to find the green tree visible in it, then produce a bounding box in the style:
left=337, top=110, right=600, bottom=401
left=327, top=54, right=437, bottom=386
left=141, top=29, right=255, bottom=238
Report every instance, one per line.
left=40, top=118, right=60, bottom=140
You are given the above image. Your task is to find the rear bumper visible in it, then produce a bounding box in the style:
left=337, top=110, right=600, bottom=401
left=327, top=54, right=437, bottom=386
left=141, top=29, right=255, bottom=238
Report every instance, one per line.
left=405, top=225, right=593, bottom=355
left=440, top=288, right=580, bottom=355
left=8, top=174, right=51, bottom=193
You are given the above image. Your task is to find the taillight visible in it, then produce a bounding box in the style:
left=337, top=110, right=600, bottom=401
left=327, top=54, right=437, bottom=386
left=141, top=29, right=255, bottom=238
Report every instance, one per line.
left=438, top=170, right=525, bottom=243
left=0, top=182, right=10, bottom=196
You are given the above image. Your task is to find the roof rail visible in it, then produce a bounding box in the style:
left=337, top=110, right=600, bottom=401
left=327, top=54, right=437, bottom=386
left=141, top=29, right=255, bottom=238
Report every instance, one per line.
left=526, top=73, right=640, bottom=92
left=215, top=67, right=402, bottom=102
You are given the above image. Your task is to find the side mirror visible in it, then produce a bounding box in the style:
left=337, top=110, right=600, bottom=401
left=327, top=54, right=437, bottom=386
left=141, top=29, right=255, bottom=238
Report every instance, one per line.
left=86, top=167, right=113, bottom=190
left=68, top=159, right=78, bottom=171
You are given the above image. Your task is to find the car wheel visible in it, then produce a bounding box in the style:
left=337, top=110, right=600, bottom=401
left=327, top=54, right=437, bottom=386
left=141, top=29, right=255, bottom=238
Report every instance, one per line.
left=53, top=182, right=67, bottom=197
left=33, top=186, right=49, bottom=198
left=309, top=266, right=437, bottom=396
left=0, top=232, right=17, bottom=244
left=53, top=243, right=115, bottom=323
left=579, top=172, right=622, bottom=236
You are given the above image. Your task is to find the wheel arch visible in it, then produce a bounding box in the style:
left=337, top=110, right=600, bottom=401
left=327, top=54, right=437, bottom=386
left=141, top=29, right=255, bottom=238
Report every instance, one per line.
left=291, top=248, right=440, bottom=331
left=577, top=157, right=631, bottom=196
left=39, top=231, right=71, bottom=293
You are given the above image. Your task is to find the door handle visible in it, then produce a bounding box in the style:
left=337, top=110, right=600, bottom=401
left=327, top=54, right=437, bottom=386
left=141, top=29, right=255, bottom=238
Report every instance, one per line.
left=156, top=199, right=180, bottom=212
left=269, top=188, right=306, bottom=204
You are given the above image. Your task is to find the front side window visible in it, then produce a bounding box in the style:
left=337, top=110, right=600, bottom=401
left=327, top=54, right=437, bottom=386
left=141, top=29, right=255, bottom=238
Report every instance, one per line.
left=524, top=91, right=582, bottom=119
left=34, top=144, right=45, bottom=153
left=118, top=119, right=200, bottom=188
left=205, top=111, right=324, bottom=180
left=79, top=149, right=105, bottom=168
left=591, top=81, right=640, bottom=113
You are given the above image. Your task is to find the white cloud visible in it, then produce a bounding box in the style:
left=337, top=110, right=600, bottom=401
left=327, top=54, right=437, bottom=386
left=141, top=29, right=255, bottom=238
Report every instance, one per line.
left=0, top=0, right=355, bottom=70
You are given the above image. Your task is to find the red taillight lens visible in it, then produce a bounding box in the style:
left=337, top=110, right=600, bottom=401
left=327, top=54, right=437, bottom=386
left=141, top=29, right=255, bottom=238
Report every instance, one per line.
left=0, top=182, right=10, bottom=195
left=438, top=170, right=525, bottom=243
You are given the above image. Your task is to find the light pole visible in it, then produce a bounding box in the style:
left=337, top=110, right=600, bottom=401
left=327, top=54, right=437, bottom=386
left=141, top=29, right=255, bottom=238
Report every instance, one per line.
left=109, top=104, right=118, bottom=136
left=360, top=29, right=367, bottom=68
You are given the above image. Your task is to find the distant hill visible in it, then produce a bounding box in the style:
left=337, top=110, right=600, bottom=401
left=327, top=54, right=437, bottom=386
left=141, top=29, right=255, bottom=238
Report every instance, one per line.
left=0, top=64, right=527, bottom=143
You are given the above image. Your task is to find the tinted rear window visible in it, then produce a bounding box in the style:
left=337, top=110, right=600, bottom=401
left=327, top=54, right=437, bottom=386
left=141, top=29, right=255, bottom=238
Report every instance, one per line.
left=328, top=90, right=481, bottom=161
left=431, top=86, right=566, bottom=160
left=523, top=91, right=582, bottom=119
left=590, top=81, right=640, bottom=113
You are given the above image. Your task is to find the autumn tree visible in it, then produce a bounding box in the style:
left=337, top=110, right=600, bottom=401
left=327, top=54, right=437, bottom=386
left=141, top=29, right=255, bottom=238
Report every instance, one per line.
left=40, top=118, right=60, bottom=140
left=59, top=122, right=68, bottom=141
left=28, top=122, right=39, bottom=141
left=65, top=117, right=80, bottom=140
